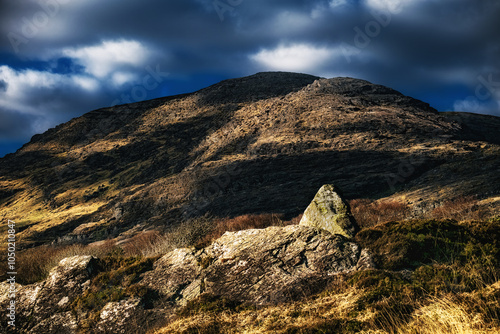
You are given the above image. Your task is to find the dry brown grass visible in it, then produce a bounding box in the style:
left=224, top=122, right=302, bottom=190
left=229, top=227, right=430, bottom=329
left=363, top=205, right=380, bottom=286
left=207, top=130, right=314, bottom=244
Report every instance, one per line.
left=151, top=287, right=365, bottom=334
left=120, top=230, right=165, bottom=256
left=431, top=196, right=491, bottom=221
left=150, top=216, right=500, bottom=333
left=350, top=196, right=496, bottom=227
left=397, top=295, right=498, bottom=334
left=350, top=199, right=410, bottom=228
left=128, top=219, right=213, bottom=257
left=4, top=213, right=297, bottom=285
left=4, top=240, right=117, bottom=284
left=150, top=282, right=500, bottom=334
left=119, top=213, right=297, bottom=258
left=196, top=213, right=295, bottom=248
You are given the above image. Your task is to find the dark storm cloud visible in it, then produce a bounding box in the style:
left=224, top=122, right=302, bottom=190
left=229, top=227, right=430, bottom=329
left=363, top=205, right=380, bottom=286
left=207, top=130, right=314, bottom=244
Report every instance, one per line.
left=2, top=0, right=498, bottom=78
left=0, top=0, right=499, bottom=154
left=0, top=108, right=42, bottom=140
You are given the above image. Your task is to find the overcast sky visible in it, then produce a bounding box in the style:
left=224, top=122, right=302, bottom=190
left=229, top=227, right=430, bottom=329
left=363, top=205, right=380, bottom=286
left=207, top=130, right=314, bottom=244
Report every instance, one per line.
left=0, top=0, right=499, bottom=157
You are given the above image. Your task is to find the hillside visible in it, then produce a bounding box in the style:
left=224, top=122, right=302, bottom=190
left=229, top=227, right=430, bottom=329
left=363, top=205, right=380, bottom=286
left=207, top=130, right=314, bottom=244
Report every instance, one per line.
left=0, top=72, right=499, bottom=249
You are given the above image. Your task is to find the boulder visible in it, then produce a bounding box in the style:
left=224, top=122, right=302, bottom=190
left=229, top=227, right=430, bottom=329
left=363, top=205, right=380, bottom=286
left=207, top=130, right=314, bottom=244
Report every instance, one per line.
left=33, top=255, right=98, bottom=320
left=143, top=224, right=372, bottom=306
left=28, top=312, right=78, bottom=334
left=0, top=255, right=98, bottom=334
left=96, top=298, right=144, bottom=334
left=299, top=184, right=359, bottom=238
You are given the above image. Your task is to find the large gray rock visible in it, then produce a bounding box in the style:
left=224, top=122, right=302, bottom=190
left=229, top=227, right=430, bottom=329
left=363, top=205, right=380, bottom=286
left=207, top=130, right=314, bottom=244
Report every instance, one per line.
left=0, top=255, right=160, bottom=334
left=299, top=184, right=359, bottom=238
left=143, top=224, right=372, bottom=306
left=0, top=255, right=98, bottom=334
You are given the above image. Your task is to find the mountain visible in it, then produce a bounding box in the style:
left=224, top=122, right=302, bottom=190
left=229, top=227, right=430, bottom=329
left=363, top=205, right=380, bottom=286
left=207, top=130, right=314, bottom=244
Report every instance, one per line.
left=0, top=72, right=499, bottom=249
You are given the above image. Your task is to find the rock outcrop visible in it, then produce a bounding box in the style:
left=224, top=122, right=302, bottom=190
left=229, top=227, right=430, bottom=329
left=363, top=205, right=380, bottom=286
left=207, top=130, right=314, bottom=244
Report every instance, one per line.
left=299, top=184, right=359, bottom=238
left=1, top=224, right=374, bottom=333
left=143, top=225, right=371, bottom=306
left=0, top=256, right=98, bottom=334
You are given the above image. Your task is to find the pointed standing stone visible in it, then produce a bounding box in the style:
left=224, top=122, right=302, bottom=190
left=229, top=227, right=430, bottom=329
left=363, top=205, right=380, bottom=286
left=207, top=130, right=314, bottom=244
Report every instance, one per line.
left=299, top=184, right=359, bottom=238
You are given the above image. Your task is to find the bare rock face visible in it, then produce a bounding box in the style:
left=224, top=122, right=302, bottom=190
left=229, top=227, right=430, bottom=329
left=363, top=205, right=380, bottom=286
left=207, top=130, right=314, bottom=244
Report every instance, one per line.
left=143, top=225, right=372, bottom=306
left=0, top=255, right=98, bottom=334
left=28, top=312, right=78, bottom=334
left=96, top=298, right=144, bottom=334
left=2, top=72, right=499, bottom=251
left=204, top=225, right=363, bottom=304
left=140, top=247, right=204, bottom=304
left=2, top=225, right=374, bottom=333
left=299, top=184, right=359, bottom=238
left=36, top=256, right=98, bottom=310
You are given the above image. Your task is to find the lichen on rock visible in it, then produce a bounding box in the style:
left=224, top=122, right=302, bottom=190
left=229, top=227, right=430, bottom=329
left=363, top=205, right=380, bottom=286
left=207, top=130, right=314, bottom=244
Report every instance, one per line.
left=299, top=184, right=359, bottom=238
left=143, top=224, right=371, bottom=307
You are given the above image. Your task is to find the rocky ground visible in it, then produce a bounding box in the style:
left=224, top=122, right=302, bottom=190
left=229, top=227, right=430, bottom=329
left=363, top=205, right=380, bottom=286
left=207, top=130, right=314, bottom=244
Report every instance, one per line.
left=1, top=186, right=375, bottom=333
left=1, top=185, right=498, bottom=333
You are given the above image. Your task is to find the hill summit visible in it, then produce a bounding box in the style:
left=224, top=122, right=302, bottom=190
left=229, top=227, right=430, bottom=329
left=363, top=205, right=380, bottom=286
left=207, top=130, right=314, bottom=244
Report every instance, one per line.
left=0, top=72, right=499, bottom=248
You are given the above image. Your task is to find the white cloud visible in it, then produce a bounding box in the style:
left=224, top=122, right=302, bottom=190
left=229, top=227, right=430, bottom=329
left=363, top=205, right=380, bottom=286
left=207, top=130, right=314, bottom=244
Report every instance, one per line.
left=364, top=0, right=416, bottom=14
left=250, top=43, right=343, bottom=73
left=0, top=65, right=99, bottom=115
left=311, top=0, right=351, bottom=19
left=110, top=72, right=138, bottom=87
left=73, top=76, right=100, bottom=91
left=330, top=0, right=348, bottom=9
left=0, top=39, right=162, bottom=144
left=62, top=39, right=149, bottom=78
left=453, top=96, right=499, bottom=115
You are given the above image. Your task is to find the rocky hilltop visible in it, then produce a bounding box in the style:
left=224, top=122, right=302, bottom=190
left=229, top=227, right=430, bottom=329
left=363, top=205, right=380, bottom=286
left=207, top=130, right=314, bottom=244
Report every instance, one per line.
left=0, top=71, right=499, bottom=249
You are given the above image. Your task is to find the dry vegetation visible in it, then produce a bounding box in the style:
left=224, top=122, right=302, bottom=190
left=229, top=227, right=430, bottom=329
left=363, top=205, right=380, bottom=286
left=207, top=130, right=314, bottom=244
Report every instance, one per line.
left=3, top=197, right=499, bottom=333
left=3, top=241, right=117, bottom=284
left=2, top=74, right=499, bottom=258
left=195, top=213, right=298, bottom=248
left=6, top=196, right=492, bottom=286
left=151, top=213, right=500, bottom=334
left=430, top=196, right=493, bottom=221
left=350, top=196, right=495, bottom=228
left=0, top=213, right=296, bottom=285
left=349, top=199, right=410, bottom=228
left=152, top=286, right=500, bottom=334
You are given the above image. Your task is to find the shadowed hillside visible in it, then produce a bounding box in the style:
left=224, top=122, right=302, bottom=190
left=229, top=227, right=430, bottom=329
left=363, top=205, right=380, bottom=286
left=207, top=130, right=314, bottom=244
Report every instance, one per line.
left=0, top=72, right=499, bottom=249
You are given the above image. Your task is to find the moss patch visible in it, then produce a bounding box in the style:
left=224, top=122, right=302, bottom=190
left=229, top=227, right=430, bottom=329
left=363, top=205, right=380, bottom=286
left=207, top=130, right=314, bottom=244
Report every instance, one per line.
left=178, top=294, right=254, bottom=317
left=355, top=218, right=499, bottom=272
left=70, top=254, right=160, bottom=324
